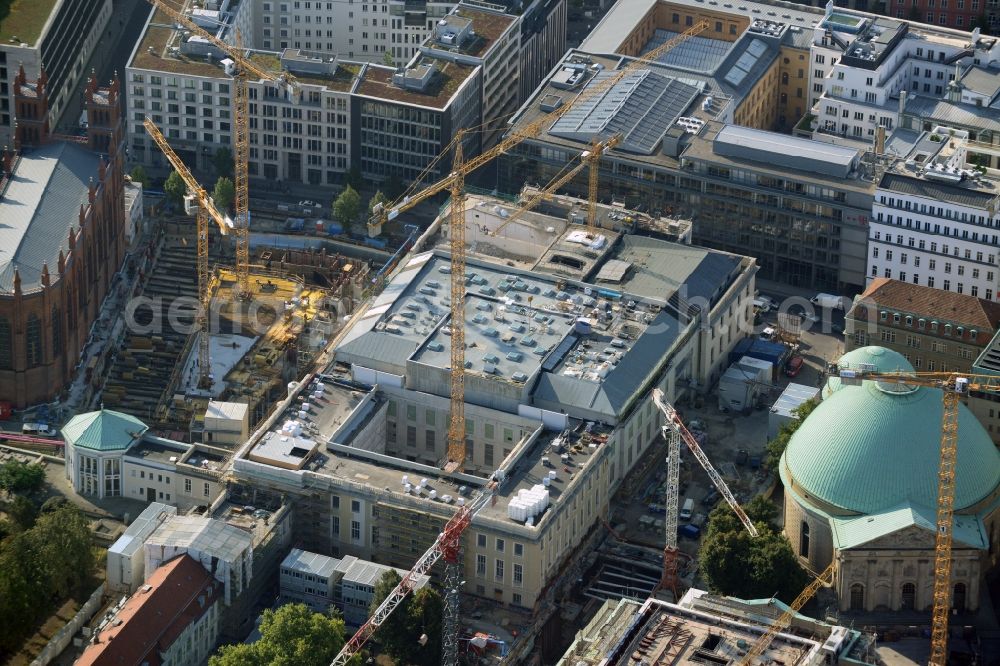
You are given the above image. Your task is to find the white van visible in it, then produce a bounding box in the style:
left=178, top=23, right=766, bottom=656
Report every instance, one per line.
left=680, top=498, right=694, bottom=521
left=22, top=423, right=56, bottom=437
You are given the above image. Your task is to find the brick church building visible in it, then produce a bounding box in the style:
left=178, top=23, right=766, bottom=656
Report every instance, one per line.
left=0, top=67, right=128, bottom=408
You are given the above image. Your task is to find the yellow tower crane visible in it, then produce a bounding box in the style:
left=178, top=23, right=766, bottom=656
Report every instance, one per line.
left=487, top=136, right=622, bottom=238
left=372, top=23, right=706, bottom=472
left=144, top=117, right=233, bottom=387
left=739, top=368, right=1000, bottom=665
left=445, top=133, right=467, bottom=471
left=146, top=0, right=297, bottom=298
left=367, top=21, right=708, bottom=238
left=738, top=563, right=837, bottom=666
left=328, top=22, right=709, bottom=665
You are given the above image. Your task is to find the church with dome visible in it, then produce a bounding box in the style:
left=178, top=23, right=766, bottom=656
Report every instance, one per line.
left=779, top=346, right=1000, bottom=614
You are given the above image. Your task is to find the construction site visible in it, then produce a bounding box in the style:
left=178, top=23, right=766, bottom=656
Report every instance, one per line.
left=95, top=210, right=370, bottom=441
left=12, top=3, right=995, bottom=663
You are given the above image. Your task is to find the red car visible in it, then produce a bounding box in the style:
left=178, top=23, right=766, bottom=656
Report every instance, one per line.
left=784, top=356, right=804, bottom=377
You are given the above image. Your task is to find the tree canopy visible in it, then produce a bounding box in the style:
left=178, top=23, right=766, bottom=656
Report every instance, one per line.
left=764, top=397, right=818, bottom=472
left=209, top=603, right=353, bottom=666
left=164, top=170, right=187, bottom=207
left=698, top=497, right=809, bottom=604
left=213, top=176, right=236, bottom=212
left=129, top=165, right=151, bottom=189
left=0, top=504, right=95, bottom=656
left=367, top=190, right=388, bottom=218
left=368, top=570, right=443, bottom=665
left=0, top=460, right=45, bottom=495
left=333, top=185, right=362, bottom=226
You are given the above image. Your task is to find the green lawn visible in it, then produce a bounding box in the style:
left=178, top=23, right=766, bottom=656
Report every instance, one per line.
left=0, top=0, right=60, bottom=45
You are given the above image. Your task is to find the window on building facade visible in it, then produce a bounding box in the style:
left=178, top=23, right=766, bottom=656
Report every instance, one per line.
left=25, top=313, right=42, bottom=367
left=79, top=455, right=99, bottom=495
left=0, top=317, right=10, bottom=370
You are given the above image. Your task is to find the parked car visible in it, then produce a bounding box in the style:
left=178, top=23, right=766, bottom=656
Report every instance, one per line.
left=810, top=293, right=847, bottom=310
left=749, top=455, right=762, bottom=470
left=784, top=355, right=804, bottom=377
left=757, top=294, right=778, bottom=310
left=678, top=524, right=702, bottom=539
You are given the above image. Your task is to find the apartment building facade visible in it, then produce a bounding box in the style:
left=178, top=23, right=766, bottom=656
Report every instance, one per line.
left=251, top=0, right=451, bottom=65
left=126, top=0, right=561, bottom=186
left=279, top=548, right=428, bottom=625
left=867, top=130, right=1000, bottom=299
left=806, top=3, right=1000, bottom=143
left=0, top=0, right=112, bottom=144
left=845, top=277, right=1000, bottom=371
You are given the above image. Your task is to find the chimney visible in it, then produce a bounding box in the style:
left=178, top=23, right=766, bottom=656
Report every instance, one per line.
left=875, top=125, right=886, bottom=156
left=40, top=262, right=50, bottom=288
left=898, top=90, right=907, bottom=117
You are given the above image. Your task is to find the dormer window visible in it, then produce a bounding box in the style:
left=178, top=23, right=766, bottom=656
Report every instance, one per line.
left=918, top=318, right=926, bottom=329
left=905, top=316, right=913, bottom=327
left=893, top=313, right=901, bottom=323
left=945, top=324, right=953, bottom=336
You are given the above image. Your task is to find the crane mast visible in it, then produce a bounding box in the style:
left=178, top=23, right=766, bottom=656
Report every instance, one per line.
left=146, top=0, right=296, bottom=298
left=660, top=425, right=682, bottom=595
left=652, top=389, right=759, bottom=538
left=367, top=22, right=708, bottom=237
left=144, top=117, right=231, bottom=388
left=445, top=134, right=468, bottom=471
left=329, top=481, right=498, bottom=665
left=233, top=31, right=251, bottom=298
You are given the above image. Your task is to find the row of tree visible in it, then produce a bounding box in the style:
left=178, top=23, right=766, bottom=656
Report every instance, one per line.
left=0, top=503, right=95, bottom=655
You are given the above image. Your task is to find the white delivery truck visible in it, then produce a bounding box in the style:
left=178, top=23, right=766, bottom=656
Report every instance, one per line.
left=680, top=498, right=694, bottom=521
left=810, top=293, right=847, bottom=310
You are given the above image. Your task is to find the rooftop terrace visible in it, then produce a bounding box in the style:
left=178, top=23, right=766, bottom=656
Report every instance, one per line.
left=355, top=59, right=476, bottom=109
left=426, top=6, right=516, bottom=59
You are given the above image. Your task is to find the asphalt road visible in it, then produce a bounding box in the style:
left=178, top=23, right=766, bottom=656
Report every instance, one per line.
left=57, top=0, right=153, bottom=133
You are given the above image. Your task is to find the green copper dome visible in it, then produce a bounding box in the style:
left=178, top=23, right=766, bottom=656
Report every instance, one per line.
left=824, top=346, right=915, bottom=397
left=61, top=409, right=148, bottom=452
left=784, top=348, right=1000, bottom=515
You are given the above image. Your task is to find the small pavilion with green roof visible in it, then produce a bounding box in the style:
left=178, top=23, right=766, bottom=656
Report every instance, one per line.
left=62, top=409, right=149, bottom=498
left=779, top=346, right=1000, bottom=614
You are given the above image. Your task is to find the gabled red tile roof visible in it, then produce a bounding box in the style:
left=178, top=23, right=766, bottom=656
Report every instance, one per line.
left=76, top=554, right=221, bottom=666
left=850, top=277, right=1000, bottom=331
